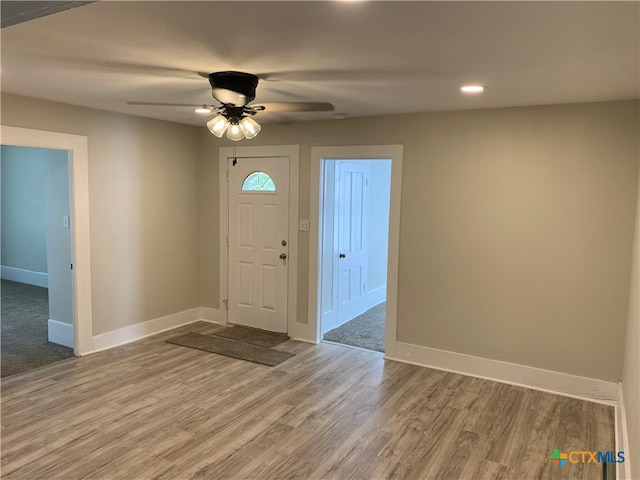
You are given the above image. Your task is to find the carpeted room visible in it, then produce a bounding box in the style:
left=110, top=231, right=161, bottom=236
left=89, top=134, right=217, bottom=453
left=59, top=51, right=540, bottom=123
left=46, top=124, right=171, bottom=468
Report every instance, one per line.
left=1, top=145, right=76, bottom=376
left=1, top=1, right=639, bottom=479
left=1, top=279, right=74, bottom=376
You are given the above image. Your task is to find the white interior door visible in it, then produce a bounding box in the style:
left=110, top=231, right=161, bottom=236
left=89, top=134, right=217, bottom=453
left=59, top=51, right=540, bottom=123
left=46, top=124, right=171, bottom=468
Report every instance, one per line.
left=336, top=160, right=370, bottom=325
left=228, top=156, right=289, bottom=333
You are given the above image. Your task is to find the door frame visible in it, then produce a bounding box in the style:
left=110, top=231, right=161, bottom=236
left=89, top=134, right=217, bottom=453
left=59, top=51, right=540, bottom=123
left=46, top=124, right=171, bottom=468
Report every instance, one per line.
left=219, top=145, right=299, bottom=336
left=1, top=125, right=93, bottom=355
left=309, top=145, right=403, bottom=356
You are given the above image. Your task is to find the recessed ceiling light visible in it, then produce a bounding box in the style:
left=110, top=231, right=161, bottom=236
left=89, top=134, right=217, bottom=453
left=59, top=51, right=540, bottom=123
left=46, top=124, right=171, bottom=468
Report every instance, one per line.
left=461, top=85, right=486, bottom=94
left=194, top=106, right=213, bottom=114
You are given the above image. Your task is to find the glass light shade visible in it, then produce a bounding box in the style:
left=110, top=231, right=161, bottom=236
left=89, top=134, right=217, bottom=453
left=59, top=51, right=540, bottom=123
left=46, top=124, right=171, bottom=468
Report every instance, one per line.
left=207, top=115, right=229, bottom=137
left=226, top=123, right=244, bottom=141
left=239, top=116, right=261, bottom=139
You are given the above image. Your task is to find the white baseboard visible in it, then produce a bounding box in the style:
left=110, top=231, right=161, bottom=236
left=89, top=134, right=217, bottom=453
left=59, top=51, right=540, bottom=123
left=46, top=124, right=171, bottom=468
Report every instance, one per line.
left=48, top=319, right=74, bottom=348
left=366, top=284, right=386, bottom=306
left=2, top=265, right=48, bottom=288
left=200, top=307, right=224, bottom=325
left=615, top=382, right=632, bottom=480
left=386, top=341, right=617, bottom=405
left=90, top=307, right=202, bottom=353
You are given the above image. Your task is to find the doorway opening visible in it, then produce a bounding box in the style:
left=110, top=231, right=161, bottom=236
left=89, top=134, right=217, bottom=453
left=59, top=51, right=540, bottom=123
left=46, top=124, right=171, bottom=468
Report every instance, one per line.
left=1, top=126, right=93, bottom=357
left=309, top=145, right=402, bottom=353
left=1, top=145, right=75, bottom=376
left=319, top=159, right=391, bottom=352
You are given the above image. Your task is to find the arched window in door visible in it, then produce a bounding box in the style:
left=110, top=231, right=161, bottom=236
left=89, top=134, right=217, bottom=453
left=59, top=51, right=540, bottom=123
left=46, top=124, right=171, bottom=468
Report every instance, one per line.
left=241, top=171, right=276, bottom=191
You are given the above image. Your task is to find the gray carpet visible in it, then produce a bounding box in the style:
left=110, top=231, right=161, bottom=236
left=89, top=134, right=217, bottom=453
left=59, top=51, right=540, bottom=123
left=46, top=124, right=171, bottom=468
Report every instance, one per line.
left=212, top=325, right=289, bottom=348
left=1, top=279, right=74, bottom=377
left=167, top=331, right=295, bottom=366
left=323, top=302, right=385, bottom=352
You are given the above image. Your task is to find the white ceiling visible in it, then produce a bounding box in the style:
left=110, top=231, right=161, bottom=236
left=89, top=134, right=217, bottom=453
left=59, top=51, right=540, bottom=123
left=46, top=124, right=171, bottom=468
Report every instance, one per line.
left=1, top=1, right=638, bottom=126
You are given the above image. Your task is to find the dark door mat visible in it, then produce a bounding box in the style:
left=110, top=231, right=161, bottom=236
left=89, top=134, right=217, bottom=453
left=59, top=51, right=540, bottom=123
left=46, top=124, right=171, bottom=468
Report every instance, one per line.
left=166, top=332, right=294, bottom=366
left=212, top=325, right=290, bottom=348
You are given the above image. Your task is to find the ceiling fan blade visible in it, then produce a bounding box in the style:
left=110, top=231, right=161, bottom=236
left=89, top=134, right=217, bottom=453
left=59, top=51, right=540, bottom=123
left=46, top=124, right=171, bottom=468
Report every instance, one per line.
left=252, top=102, right=334, bottom=113
left=1, top=1, right=96, bottom=28
left=127, top=101, right=215, bottom=108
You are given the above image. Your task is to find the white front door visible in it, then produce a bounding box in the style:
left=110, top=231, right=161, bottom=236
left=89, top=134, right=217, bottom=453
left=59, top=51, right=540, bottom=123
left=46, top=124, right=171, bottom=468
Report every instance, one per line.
left=228, top=156, right=289, bottom=333
left=336, top=160, right=370, bottom=325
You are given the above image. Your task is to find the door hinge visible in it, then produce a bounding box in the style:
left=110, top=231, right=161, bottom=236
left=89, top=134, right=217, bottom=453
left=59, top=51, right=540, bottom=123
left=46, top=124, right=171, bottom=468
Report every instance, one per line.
left=363, top=282, right=366, bottom=291
left=365, top=179, right=369, bottom=186
left=223, top=299, right=229, bottom=310
left=226, top=236, right=229, bottom=247
left=70, top=263, right=73, bottom=270
left=226, top=170, right=229, bottom=182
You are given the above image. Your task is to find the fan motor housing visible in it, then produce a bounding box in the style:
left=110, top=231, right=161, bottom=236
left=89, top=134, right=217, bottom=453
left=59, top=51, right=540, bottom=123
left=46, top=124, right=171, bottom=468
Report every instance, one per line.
left=209, top=71, right=259, bottom=106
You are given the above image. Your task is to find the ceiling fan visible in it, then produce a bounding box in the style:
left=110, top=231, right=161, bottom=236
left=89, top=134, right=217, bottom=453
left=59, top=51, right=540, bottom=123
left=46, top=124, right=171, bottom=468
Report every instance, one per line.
left=128, top=71, right=334, bottom=141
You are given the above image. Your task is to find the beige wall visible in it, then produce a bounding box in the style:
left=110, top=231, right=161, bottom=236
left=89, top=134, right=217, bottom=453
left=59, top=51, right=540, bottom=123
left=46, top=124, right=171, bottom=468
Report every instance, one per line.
left=2, top=94, right=637, bottom=383
left=623, top=164, right=640, bottom=479
left=197, top=131, right=220, bottom=308
left=1, top=94, right=201, bottom=335
left=201, top=100, right=639, bottom=382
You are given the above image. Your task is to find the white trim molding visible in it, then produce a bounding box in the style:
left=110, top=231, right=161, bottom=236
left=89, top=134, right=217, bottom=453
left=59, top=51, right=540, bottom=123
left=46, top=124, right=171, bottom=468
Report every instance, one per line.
left=1, top=125, right=93, bottom=356
left=48, top=319, right=74, bottom=348
left=387, top=341, right=618, bottom=404
left=90, top=308, right=202, bottom=353
left=1, top=266, right=48, bottom=287
left=616, top=382, right=632, bottom=480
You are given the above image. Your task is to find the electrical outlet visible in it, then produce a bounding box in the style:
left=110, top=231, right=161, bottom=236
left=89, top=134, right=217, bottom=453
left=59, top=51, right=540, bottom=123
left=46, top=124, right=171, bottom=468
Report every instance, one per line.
left=299, top=219, right=310, bottom=231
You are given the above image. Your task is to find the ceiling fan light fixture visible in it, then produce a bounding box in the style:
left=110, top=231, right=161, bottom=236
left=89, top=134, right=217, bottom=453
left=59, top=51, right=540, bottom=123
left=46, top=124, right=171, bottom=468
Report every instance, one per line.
left=226, top=122, right=245, bottom=141
left=130, top=71, right=330, bottom=141
left=239, top=116, right=261, bottom=139
left=207, top=115, right=229, bottom=137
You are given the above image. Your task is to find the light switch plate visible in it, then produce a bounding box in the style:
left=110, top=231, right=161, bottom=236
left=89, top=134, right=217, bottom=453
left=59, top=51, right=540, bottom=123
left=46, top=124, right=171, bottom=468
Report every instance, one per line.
left=299, top=219, right=310, bottom=231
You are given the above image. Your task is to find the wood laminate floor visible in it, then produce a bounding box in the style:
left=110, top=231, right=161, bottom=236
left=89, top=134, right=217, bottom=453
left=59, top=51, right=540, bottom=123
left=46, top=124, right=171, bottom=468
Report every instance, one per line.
left=1, top=321, right=614, bottom=480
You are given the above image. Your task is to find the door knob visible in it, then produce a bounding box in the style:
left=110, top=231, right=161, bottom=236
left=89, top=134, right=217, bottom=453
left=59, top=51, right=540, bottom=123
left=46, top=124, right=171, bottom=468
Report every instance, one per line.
left=279, top=253, right=287, bottom=260
left=339, top=253, right=346, bottom=258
